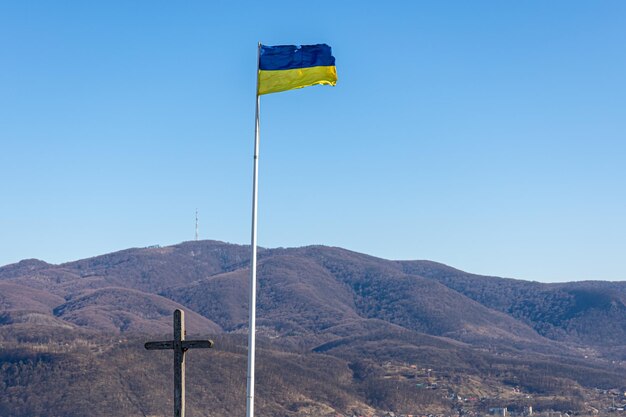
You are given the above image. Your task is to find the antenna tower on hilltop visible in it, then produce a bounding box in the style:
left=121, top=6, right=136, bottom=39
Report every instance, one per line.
left=195, top=209, right=199, bottom=241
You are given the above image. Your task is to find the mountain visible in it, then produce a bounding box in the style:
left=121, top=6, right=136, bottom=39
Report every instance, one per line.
left=400, top=260, right=626, bottom=348
left=1, top=240, right=625, bottom=417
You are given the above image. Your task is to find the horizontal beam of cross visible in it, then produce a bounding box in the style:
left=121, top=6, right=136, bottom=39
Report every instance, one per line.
left=145, top=340, right=214, bottom=350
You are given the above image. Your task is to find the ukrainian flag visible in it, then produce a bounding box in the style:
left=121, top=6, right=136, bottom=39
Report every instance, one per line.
left=257, top=44, right=337, bottom=96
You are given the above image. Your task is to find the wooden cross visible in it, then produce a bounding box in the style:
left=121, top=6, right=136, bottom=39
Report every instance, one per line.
left=145, top=309, right=214, bottom=417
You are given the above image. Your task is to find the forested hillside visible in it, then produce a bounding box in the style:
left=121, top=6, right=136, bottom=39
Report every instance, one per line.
left=1, top=240, right=624, bottom=416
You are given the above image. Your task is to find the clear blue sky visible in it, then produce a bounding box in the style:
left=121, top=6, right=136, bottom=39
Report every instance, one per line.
left=1, top=1, right=625, bottom=282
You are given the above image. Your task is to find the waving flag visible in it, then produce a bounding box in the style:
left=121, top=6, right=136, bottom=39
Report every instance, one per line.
left=257, top=44, right=337, bottom=95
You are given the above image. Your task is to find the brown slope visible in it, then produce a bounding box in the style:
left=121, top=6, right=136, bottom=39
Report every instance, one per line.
left=161, top=268, right=250, bottom=331
left=0, top=240, right=250, bottom=294
left=163, top=254, right=362, bottom=335
left=0, top=262, right=115, bottom=298
left=0, top=282, right=64, bottom=313
left=0, top=259, right=52, bottom=279
left=284, top=246, right=555, bottom=350
left=163, top=244, right=557, bottom=353
left=313, top=318, right=473, bottom=361
left=399, top=260, right=626, bottom=347
left=53, top=287, right=222, bottom=335
left=0, top=282, right=70, bottom=328
left=255, top=254, right=361, bottom=333
left=62, top=240, right=253, bottom=293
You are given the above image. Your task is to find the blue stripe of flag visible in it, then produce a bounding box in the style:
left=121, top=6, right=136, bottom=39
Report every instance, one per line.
left=259, top=44, right=335, bottom=71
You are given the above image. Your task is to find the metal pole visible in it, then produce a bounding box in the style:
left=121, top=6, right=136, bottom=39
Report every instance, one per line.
left=246, top=42, right=261, bottom=417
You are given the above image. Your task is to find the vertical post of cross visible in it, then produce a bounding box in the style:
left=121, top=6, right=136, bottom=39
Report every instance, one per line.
left=174, top=309, right=185, bottom=417
left=145, top=309, right=213, bottom=417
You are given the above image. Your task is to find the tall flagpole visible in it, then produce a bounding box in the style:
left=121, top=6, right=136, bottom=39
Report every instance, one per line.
left=246, top=42, right=261, bottom=417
